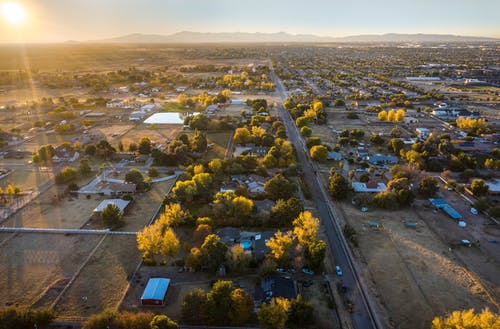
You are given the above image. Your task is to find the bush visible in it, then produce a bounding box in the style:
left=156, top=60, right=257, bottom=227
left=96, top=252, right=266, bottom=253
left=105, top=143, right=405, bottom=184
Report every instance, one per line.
left=0, top=307, right=55, bottom=329
left=55, top=166, right=78, bottom=184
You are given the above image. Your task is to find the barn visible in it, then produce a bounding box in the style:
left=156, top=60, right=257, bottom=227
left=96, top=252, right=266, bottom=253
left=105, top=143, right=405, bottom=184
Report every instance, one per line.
left=140, top=278, right=171, bottom=306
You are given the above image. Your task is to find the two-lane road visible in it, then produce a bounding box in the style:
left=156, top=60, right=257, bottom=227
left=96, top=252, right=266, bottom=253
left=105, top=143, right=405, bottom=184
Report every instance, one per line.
left=270, top=66, right=382, bottom=329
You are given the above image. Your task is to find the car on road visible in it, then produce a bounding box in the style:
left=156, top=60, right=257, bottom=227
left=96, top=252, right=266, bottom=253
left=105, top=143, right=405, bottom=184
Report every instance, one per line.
left=301, top=267, right=314, bottom=275
left=361, top=207, right=369, bottom=212
left=470, top=207, right=478, bottom=215
left=335, top=265, right=343, bottom=276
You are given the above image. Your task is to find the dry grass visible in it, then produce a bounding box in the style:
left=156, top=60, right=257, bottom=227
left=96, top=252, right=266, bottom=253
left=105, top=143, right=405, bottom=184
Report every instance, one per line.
left=54, top=235, right=141, bottom=318
left=0, top=233, right=101, bottom=308
left=340, top=203, right=496, bottom=329
left=0, top=168, right=53, bottom=191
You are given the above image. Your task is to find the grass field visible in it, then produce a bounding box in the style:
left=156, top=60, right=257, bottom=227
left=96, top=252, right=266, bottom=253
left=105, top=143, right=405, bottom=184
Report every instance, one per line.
left=160, top=102, right=192, bottom=113
left=0, top=233, right=101, bottom=308
left=0, top=168, right=53, bottom=191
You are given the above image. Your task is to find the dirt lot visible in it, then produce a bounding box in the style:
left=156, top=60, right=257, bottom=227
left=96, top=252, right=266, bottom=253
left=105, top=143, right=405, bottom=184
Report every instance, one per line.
left=118, top=124, right=181, bottom=149
left=3, top=184, right=102, bottom=229
left=339, top=202, right=498, bottom=329
left=54, top=235, right=141, bottom=318
left=0, top=167, right=53, bottom=191
left=0, top=233, right=101, bottom=308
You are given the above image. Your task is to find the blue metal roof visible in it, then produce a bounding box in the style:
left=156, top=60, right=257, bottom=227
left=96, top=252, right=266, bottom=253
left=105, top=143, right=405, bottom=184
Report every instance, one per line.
left=141, top=278, right=170, bottom=301
left=442, top=205, right=462, bottom=220
left=429, top=198, right=447, bottom=208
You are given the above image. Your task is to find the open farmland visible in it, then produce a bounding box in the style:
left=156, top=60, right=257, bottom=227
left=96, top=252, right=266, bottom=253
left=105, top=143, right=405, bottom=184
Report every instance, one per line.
left=338, top=202, right=498, bottom=329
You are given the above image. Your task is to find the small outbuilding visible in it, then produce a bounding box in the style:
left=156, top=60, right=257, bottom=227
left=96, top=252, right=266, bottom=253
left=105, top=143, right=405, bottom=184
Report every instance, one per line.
left=93, top=199, right=130, bottom=214
left=141, top=278, right=171, bottom=306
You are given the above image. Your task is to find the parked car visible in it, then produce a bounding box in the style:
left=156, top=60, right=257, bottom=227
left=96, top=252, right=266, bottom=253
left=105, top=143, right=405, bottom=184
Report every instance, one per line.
left=276, top=268, right=286, bottom=273
left=301, top=267, right=314, bottom=275
left=470, top=207, right=478, bottom=215
left=361, top=207, right=369, bottom=212
left=335, top=265, right=343, bottom=276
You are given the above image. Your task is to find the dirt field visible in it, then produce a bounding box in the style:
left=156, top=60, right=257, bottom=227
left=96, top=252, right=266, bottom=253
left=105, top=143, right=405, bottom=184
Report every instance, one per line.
left=118, top=125, right=181, bottom=149
left=3, top=185, right=102, bottom=229
left=206, top=131, right=233, bottom=159
left=0, top=233, right=101, bottom=308
left=54, top=235, right=141, bottom=318
left=339, top=202, right=498, bottom=329
left=0, top=167, right=53, bottom=191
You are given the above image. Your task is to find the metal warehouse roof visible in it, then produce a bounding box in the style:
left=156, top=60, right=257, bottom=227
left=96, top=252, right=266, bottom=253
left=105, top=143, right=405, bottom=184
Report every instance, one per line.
left=141, top=278, right=170, bottom=301
left=442, top=205, right=462, bottom=220
left=428, top=198, right=447, bottom=208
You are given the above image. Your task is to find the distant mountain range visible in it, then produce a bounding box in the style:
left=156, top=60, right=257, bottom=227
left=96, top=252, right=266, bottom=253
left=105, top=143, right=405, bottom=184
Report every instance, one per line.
left=92, top=31, right=499, bottom=43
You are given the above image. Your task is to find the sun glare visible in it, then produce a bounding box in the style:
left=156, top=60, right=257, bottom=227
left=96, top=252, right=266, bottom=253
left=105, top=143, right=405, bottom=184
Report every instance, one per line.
left=1, top=2, right=26, bottom=25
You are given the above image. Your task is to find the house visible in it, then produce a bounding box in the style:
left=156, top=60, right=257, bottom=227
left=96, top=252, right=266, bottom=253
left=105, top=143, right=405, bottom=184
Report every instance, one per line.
left=52, top=145, right=80, bottom=163
left=93, top=199, right=130, bottom=215
left=367, top=154, right=398, bottom=166
left=141, top=104, right=156, bottom=112
left=231, top=99, right=244, bottom=105
left=416, top=127, right=430, bottom=140
left=219, top=182, right=238, bottom=193
left=352, top=182, right=387, bottom=193
left=254, top=276, right=297, bottom=305
left=88, top=181, right=136, bottom=196
left=141, top=278, right=171, bottom=306
left=129, top=110, right=147, bottom=121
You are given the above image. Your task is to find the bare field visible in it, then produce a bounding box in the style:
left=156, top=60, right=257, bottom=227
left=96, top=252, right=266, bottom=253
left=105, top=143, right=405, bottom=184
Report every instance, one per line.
left=0, top=168, right=53, bottom=191
left=206, top=131, right=233, bottom=159
left=4, top=185, right=102, bottom=229
left=119, top=125, right=181, bottom=149
left=54, top=235, right=141, bottom=318
left=0, top=233, right=101, bottom=308
left=339, top=202, right=497, bottom=329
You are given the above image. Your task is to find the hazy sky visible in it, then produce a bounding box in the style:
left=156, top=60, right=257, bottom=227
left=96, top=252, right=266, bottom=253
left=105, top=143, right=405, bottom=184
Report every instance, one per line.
left=1, top=0, right=499, bottom=42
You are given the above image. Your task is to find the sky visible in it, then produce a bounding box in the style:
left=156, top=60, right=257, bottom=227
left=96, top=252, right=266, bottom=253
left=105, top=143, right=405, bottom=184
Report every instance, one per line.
left=1, top=0, right=499, bottom=42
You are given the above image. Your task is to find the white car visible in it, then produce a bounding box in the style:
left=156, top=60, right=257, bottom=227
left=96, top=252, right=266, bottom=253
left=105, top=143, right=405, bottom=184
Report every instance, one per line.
left=470, top=208, right=478, bottom=215
left=335, top=265, right=343, bottom=276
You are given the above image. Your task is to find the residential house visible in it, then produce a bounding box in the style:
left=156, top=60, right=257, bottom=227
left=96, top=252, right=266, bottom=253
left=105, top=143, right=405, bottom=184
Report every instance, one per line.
left=367, top=154, right=398, bottom=166
left=352, top=181, right=387, bottom=193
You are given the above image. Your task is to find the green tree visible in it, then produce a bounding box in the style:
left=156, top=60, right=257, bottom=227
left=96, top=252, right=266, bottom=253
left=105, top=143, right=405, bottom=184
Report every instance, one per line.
left=270, top=198, right=303, bottom=226
left=328, top=172, right=350, bottom=200
left=229, top=288, right=254, bottom=325
left=300, top=126, right=312, bottom=137
left=470, top=179, right=489, bottom=197
left=310, top=145, right=328, bottom=161
left=305, top=239, right=326, bottom=272
left=418, top=176, right=439, bottom=197
left=206, top=281, right=234, bottom=325
left=172, top=180, right=198, bottom=203
left=55, top=166, right=78, bottom=184
left=138, top=137, right=152, bottom=155
left=190, top=129, right=208, bottom=153
left=257, top=298, right=289, bottom=329
left=150, top=315, right=178, bottom=329
left=287, top=296, right=314, bottom=328
left=101, top=204, right=123, bottom=227
left=431, top=308, right=499, bottom=329
left=125, top=168, right=144, bottom=185
left=201, top=234, right=228, bottom=272
left=389, top=138, right=405, bottom=154
left=79, top=158, right=91, bottom=175
left=181, top=289, right=207, bottom=324
left=234, top=127, right=252, bottom=145
left=264, top=174, right=295, bottom=200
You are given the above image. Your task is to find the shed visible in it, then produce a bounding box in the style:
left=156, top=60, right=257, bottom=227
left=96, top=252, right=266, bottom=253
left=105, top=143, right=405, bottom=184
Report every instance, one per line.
left=141, top=278, right=171, bottom=306
left=93, top=199, right=130, bottom=214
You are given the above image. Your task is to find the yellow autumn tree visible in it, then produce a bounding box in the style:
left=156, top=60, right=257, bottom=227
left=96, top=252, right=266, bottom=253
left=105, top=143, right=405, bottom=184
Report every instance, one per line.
left=431, top=308, right=499, bottom=329
left=378, top=110, right=387, bottom=121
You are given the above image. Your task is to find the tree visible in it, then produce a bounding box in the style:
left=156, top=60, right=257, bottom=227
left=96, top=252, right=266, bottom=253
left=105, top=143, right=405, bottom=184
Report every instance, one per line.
left=227, top=244, right=252, bottom=273
left=229, top=288, right=254, bottom=325
left=125, top=168, right=144, bottom=185
left=270, top=198, right=303, bottom=226
left=293, top=211, right=319, bottom=247
left=470, top=179, right=489, bottom=197
left=159, top=203, right=190, bottom=228
left=266, top=230, right=294, bottom=265
left=295, top=116, right=310, bottom=128
left=306, top=136, right=321, bottom=148
left=370, top=134, right=384, bottom=145
left=201, top=234, right=228, bottom=272
left=418, top=176, right=439, bottom=197
left=193, top=224, right=212, bottom=246
left=136, top=223, right=179, bottom=261
left=264, top=174, right=295, bottom=200
left=172, top=180, right=198, bottom=203
left=395, top=109, right=405, bottom=122
left=305, top=239, right=326, bottom=272
left=79, top=158, right=91, bottom=175
left=101, top=204, right=123, bottom=227
left=181, top=289, right=207, bottom=324
left=36, top=144, right=55, bottom=162
left=206, top=281, right=234, bottom=325
left=287, top=296, right=314, bottom=328
left=300, top=126, right=312, bottom=137
left=387, top=109, right=396, bottom=121
left=234, top=127, right=252, bottom=145
left=232, top=196, right=254, bottom=217
left=96, top=140, right=116, bottom=159
left=190, top=129, right=208, bottom=153
left=431, top=308, right=499, bottom=329
left=150, top=315, right=179, bottom=329
left=257, top=298, right=289, bottom=329
left=138, top=137, right=152, bottom=155
left=389, top=138, right=405, bottom=154
left=310, top=145, right=328, bottom=161
left=55, top=166, right=78, bottom=184
left=0, top=307, right=55, bottom=329
left=378, top=110, right=387, bottom=121
left=82, top=310, right=153, bottom=329
left=328, top=172, right=350, bottom=200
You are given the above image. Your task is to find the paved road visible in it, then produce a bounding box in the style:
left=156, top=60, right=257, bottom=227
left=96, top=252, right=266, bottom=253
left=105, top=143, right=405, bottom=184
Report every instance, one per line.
left=270, top=66, right=381, bottom=329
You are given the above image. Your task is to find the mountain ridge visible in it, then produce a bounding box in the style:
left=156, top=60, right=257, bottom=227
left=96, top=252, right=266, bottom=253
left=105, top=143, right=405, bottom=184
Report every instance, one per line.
left=90, top=31, right=499, bottom=43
